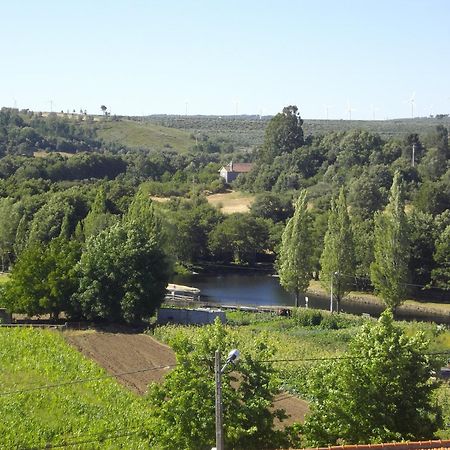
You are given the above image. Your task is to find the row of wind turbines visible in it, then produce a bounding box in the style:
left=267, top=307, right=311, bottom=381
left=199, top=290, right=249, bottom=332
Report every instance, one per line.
left=325, top=92, right=420, bottom=121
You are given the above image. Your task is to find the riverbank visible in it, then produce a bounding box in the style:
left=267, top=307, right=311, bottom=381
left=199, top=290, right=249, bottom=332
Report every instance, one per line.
left=307, top=280, right=450, bottom=319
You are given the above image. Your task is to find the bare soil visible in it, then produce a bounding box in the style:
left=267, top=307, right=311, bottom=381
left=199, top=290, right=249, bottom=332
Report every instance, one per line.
left=64, top=330, right=309, bottom=425
left=65, top=330, right=176, bottom=394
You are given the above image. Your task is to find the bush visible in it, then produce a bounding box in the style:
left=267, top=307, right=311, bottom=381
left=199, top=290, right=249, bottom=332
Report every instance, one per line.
left=292, top=308, right=323, bottom=327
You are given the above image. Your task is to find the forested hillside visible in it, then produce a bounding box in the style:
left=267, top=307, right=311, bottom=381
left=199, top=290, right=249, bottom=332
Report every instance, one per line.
left=0, top=105, right=449, bottom=323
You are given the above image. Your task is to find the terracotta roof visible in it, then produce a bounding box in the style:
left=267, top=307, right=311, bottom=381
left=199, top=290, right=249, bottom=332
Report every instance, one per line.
left=302, top=439, right=450, bottom=450
left=223, top=162, right=253, bottom=173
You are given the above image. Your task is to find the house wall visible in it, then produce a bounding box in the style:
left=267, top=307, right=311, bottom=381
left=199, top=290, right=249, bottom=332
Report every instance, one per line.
left=0, top=308, right=12, bottom=324
left=157, top=308, right=226, bottom=325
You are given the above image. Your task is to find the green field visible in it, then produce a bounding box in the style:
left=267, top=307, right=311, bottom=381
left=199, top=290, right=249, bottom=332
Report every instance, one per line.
left=1, top=313, right=449, bottom=448
left=96, top=119, right=195, bottom=152
left=143, top=114, right=450, bottom=147
left=154, top=310, right=450, bottom=439
left=0, top=273, right=9, bottom=284
left=0, top=328, right=151, bottom=449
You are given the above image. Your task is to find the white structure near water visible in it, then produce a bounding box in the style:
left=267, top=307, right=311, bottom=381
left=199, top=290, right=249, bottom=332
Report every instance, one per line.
left=157, top=308, right=226, bottom=325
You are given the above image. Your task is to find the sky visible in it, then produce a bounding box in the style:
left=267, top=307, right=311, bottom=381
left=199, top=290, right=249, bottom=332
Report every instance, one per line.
left=1, top=0, right=450, bottom=120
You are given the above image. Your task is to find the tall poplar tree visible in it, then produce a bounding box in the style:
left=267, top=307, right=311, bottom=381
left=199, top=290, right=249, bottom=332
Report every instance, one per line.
left=320, top=188, right=356, bottom=313
left=370, top=171, right=409, bottom=312
left=277, top=190, right=313, bottom=307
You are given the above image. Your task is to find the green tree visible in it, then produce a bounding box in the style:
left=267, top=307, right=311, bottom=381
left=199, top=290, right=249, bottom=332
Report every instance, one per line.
left=147, top=318, right=291, bottom=450
left=208, top=214, right=269, bottom=264
left=261, top=105, right=304, bottom=162
left=250, top=192, right=293, bottom=223
left=302, top=310, right=442, bottom=446
left=3, top=237, right=81, bottom=319
left=0, top=198, right=21, bottom=271
left=431, top=225, right=450, bottom=290
left=277, top=190, right=313, bottom=307
left=320, top=188, right=356, bottom=312
left=82, top=186, right=116, bottom=241
left=370, top=172, right=409, bottom=312
left=75, top=220, right=171, bottom=324
left=124, top=188, right=162, bottom=239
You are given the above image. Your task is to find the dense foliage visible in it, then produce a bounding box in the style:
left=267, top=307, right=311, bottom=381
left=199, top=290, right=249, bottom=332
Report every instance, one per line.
left=0, top=105, right=449, bottom=322
left=303, top=311, right=442, bottom=445
left=148, top=318, right=291, bottom=449
left=277, top=190, right=313, bottom=306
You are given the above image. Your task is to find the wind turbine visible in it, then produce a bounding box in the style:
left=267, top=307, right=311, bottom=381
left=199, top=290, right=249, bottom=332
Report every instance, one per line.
left=233, top=98, right=239, bottom=117
left=371, top=104, right=380, bottom=120
left=347, top=101, right=356, bottom=121
left=409, top=91, right=416, bottom=118
left=324, top=105, right=333, bottom=120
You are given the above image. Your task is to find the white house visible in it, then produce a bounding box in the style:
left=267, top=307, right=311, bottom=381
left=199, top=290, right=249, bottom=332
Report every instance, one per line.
left=219, top=161, right=253, bottom=183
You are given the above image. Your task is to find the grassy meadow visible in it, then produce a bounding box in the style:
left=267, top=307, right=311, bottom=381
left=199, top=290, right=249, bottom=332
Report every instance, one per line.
left=0, top=328, right=152, bottom=449
left=96, top=119, right=194, bottom=152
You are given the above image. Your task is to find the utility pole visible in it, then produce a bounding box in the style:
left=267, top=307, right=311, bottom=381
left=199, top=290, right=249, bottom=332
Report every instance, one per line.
left=215, top=350, right=224, bottom=450
left=330, top=273, right=333, bottom=313
left=412, top=143, right=416, bottom=167
left=214, top=349, right=240, bottom=450
left=330, top=271, right=339, bottom=313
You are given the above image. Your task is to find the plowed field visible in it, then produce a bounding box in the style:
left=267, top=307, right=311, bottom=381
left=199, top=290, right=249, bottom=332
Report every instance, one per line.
left=65, top=330, right=309, bottom=425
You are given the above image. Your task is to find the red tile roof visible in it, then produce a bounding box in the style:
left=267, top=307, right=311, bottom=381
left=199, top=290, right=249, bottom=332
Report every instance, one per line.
left=223, top=162, right=253, bottom=173
left=302, top=439, right=450, bottom=450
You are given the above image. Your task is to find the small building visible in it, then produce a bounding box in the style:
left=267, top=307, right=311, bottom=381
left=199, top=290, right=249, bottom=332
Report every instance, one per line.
left=157, top=307, right=226, bottom=325
left=219, top=161, right=253, bottom=183
left=0, top=308, right=12, bottom=324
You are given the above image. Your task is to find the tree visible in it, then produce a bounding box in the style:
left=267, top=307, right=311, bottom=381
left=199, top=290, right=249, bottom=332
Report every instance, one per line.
left=208, top=214, right=269, bottom=265
left=75, top=220, right=171, bottom=324
left=431, top=224, right=450, bottom=290
left=0, top=198, right=21, bottom=271
left=302, top=310, right=442, bottom=446
left=320, top=188, right=356, bottom=312
left=261, top=105, right=304, bottom=162
left=124, top=188, right=162, bottom=240
left=3, top=237, right=81, bottom=319
left=370, top=172, right=409, bottom=312
left=82, top=186, right=116, bottom=241
left=277, top=190, right=313, bottom=307
left=407, top=211, right=437, bottom=288
left=250, top=192, right=293, bottom=223
left=147, top=318, right=291, bottom=450
left=100, top=105, right=107, bottom=115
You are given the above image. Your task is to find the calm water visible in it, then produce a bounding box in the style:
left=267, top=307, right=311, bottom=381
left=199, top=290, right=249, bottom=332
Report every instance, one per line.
left=173, top=272, right=382, bottom=315
left=172, top=272, right=450, bottom=323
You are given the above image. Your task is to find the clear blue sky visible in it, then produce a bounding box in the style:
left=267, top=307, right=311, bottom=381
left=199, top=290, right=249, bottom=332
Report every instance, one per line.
left=2, top=0, right=449, bottom=120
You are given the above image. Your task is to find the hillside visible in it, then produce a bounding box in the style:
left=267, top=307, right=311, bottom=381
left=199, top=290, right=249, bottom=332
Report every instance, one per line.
left=95, top=118, right=195, bottom=152
left=141, top=114, right=450, bottom=147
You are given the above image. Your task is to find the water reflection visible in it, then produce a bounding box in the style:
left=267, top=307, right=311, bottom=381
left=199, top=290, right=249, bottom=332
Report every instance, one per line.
left=172, top=272, right=449, bottom=324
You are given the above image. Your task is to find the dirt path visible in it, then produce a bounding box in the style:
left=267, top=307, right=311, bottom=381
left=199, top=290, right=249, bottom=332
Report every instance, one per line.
left=65, top=330, right=309, bottom=425
left=65, top=331, right=176, bottom=394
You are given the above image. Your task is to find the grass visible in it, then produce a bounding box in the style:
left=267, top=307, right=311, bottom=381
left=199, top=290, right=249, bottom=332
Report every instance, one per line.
left=95, top=119, right=194, bottom=152
left=0, top=273, right=9, bottom=284
left=0, top=328, right=152, bottom=449
left=207, top=190, right=255, bottom=214
left=308, top=280, right=450, bottom=317
left=143, top=115, right=450, bottom=147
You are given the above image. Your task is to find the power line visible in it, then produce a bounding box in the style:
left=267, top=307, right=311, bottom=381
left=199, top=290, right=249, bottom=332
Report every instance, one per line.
left=1, top=352, right=448, bottom=397
left=0, top=364, right=176, bottom=397
left=27, top=429, right=143, bottom=450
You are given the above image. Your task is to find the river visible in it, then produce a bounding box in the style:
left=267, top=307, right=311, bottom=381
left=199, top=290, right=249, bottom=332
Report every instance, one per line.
left=172, top=272, right=450, bottom=323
